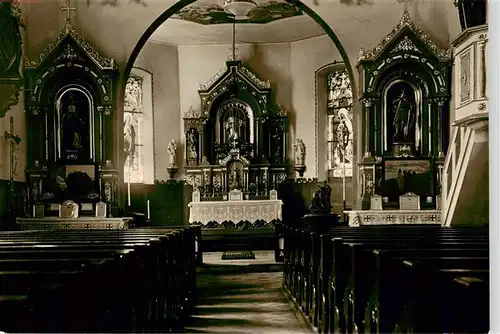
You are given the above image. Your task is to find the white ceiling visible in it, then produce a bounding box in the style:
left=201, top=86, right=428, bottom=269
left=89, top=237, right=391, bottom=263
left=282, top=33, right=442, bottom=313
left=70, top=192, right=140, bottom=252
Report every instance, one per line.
left=150, top=15, right=326, bottom=45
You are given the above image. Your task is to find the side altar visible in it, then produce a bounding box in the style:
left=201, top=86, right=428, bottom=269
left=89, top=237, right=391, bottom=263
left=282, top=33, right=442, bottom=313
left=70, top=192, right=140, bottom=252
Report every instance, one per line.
left=183, top=60, right=289, bottom=227
left=19, top=14, right=121, bottom=229
left=347, top=10, right=452, bottom=226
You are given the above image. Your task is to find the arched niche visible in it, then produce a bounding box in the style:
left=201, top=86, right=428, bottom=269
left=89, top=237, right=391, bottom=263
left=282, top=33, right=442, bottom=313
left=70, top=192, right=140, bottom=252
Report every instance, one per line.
left=184, top=60, right=288, bottom=166
left=356, top=10, right=452, bottom=208
left=24, top=24, right=119, bottom=166
left=182, top=60, right=289, bottom=200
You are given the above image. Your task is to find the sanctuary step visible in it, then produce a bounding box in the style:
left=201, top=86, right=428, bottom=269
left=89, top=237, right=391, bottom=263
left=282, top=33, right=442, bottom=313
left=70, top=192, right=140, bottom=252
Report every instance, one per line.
left=198, top=251, right=282, bottom=274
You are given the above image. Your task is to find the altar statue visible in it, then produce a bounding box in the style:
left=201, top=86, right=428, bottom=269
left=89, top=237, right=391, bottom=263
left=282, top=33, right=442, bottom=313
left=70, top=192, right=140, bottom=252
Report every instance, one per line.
left=294, top=138, right=305, bottom=166
left=167, top=139, right=177, bottom=167
left=225, top=116, right=243, bottom=147
left=392, top=89, right=415, bottom=142
left=62, top=96, right=86, bottom=153
left=186, top=128, right=198, bottom=160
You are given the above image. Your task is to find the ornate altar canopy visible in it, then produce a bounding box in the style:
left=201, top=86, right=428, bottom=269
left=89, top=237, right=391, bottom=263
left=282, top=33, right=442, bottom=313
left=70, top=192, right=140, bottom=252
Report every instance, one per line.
left=21, top=7, right=121, bottom=224
left=184, top=60, right=289, bottom=227
left=349, top=10, right=452, bottom=225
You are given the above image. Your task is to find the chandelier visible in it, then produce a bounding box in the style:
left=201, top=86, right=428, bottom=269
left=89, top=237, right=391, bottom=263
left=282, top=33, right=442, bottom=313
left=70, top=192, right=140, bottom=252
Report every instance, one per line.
left=222, top=0, right=257, bottom=19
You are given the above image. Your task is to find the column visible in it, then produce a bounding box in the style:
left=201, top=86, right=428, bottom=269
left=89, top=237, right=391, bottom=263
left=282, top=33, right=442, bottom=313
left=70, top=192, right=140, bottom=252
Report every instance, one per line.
left=363, top=99, right=372, bottom=159
left=437, top=99, right=445, bottom=158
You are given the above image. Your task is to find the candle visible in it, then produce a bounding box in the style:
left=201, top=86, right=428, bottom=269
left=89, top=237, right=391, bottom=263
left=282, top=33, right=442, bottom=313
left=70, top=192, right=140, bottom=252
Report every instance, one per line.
left=127, top=182, right=131, bottom=206
left=147, top=200, right=150, bottom=220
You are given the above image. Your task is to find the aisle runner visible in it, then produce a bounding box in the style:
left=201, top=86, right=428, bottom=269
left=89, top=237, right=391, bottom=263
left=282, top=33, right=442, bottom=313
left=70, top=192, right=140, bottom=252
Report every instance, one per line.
left=221, top=250, right=256, bottom=260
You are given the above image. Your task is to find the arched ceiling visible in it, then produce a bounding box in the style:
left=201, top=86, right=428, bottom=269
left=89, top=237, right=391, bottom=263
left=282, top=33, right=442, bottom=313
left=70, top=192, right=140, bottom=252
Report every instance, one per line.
left=141, top=0, right=458, bottom=46
left=150, top=15, right=326, bottom=44
left=23, top=0, right=461, bottom=67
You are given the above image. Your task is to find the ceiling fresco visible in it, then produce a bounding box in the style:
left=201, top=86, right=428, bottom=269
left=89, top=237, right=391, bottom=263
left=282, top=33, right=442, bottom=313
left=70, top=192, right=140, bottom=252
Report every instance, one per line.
left=171, top=0, right=303, bottom=25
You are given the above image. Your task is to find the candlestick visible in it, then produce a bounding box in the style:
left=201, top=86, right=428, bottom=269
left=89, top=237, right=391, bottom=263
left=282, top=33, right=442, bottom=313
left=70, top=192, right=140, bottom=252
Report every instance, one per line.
left=127, top=182, right=131, bottom=206
left=147, top=200, right=150, bottom=220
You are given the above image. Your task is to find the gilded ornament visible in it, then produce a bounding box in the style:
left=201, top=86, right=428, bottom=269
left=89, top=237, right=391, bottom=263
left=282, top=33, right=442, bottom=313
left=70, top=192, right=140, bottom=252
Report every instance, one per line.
left=356, top=10, right=450, bottom=63
left=24, top=20, right=118, bottom=70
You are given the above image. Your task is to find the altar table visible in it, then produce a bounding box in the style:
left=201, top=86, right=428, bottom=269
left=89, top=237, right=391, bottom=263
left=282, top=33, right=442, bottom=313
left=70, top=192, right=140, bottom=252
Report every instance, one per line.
left=345, top=210, right=442, bottom=227
left=188, top=199, right=283, bottom=226
left=16, top=217, right=130, bottom=230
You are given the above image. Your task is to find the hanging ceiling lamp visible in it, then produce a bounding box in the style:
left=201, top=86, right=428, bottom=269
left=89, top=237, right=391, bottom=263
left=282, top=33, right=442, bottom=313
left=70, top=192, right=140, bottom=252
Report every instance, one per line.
left=222, top=0, right=257, bottom=19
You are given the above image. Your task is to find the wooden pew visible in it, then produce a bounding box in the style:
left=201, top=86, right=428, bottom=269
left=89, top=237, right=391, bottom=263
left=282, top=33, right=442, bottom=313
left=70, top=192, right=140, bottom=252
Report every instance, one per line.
left=281, top=224, right=489, bottom=334
left=0, top=226, right=199, bottom=333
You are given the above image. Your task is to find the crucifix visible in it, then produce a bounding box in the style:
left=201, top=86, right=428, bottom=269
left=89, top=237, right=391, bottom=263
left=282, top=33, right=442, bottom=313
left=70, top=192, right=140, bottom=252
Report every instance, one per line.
left=60, top=0, right=77, bottom=27
left=4, top=116, right=21, bottom=215
left=397, top=0, right=411, bottom=11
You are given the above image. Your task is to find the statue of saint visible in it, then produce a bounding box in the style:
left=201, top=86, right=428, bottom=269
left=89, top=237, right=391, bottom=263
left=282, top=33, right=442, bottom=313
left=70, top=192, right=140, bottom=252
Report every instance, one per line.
left=186, top=128, right=198, bottom=160
left=392, top=89, right=415, bottom=143
left=225, top=115, right=244, bottom=147
left=294, top=139, right=305, bottom=166
left=62, top=96, right=85, bottom=153
left=167, top=139, right=177, bottom=167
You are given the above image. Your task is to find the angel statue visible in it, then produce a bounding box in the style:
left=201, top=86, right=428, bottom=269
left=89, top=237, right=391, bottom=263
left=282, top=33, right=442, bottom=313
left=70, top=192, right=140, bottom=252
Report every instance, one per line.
left=167, top=139, right=177, bottom=167
left=294, top=138, right=306, bottom=166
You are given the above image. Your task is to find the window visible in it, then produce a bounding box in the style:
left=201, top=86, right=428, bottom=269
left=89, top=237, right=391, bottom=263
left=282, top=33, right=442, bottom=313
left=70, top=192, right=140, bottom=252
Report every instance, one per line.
left=123, top=68, right=154, bottom=184
left=327, top=69, right=353, bottom=177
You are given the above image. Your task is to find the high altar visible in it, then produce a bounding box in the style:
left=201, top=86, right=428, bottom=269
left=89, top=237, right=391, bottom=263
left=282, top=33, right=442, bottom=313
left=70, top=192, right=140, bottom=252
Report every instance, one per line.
left=348, top=10, right=452, bottom=227
left=16, top=18, right=123, bottom=229
left=184, top=60, right=288, bottom=228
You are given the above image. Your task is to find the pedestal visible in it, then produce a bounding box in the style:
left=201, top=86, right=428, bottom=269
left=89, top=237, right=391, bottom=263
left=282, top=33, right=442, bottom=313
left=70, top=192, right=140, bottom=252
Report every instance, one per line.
left=167, top=166, right=179, bottom=178
left=302, top=213, right=340, bottom=234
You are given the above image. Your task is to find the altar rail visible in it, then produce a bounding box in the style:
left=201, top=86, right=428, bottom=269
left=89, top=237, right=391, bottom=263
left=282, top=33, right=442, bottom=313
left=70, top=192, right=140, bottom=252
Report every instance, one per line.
left=345, top=210, right=441, bottom=227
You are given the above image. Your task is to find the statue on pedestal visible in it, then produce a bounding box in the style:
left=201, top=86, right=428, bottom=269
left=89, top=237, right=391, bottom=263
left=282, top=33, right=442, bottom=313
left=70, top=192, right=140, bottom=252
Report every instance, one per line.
left=167, top=139, right=177, bottom=167
left=294, top=138, right=305, bottom=166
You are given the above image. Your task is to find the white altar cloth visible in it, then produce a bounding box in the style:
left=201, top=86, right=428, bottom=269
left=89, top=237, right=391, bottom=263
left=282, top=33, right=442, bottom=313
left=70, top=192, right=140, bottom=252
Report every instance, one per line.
left=188, top=200, right=283, bottom=225
left=345, top=210, right=442, bottom=227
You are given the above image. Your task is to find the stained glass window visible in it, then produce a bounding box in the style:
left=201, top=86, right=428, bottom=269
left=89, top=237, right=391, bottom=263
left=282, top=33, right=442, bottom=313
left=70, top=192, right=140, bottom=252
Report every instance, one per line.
left=327, top=69, right=353, bottom=177
left=124, top=72, right=148, bottom=184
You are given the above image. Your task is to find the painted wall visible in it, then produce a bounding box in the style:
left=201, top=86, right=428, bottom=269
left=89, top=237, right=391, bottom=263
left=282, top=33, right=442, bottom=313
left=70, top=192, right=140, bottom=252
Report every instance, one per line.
left=134, top=41, right=180, bottom=182
left=290, top=34, right=340, bottom=178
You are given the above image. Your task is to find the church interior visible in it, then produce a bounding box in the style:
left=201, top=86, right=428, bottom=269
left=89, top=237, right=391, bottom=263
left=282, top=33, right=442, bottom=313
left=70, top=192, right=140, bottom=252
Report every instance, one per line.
left=0, top=0, right=494, bottom=332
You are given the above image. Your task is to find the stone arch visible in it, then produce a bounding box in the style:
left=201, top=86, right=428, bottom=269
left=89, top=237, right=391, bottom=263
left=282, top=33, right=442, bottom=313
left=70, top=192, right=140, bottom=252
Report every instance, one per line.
left=120, top=0, right=358, bottom=181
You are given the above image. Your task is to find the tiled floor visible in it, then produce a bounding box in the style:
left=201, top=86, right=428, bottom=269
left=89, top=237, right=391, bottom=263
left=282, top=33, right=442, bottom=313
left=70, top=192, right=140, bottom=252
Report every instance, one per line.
left=184, top=252, right=307, bottom=334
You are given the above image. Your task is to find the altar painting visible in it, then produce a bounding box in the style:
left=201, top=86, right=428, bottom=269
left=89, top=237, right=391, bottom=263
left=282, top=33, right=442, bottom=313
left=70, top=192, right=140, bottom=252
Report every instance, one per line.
left=383, top=159, right=432, bottom=201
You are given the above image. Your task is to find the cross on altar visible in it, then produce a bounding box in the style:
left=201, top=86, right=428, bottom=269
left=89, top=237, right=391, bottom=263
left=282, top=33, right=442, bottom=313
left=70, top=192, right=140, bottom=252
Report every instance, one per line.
left=228, top=47, right=239, bottom=61
left=60, top=0, right=77, bottom=21
left=397, top=0, right=411, bottom=11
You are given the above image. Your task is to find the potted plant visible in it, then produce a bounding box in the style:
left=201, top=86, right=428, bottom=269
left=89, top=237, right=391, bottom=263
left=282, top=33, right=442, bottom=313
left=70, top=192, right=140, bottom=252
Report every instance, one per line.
left=454, top=0, right=487, bottom=31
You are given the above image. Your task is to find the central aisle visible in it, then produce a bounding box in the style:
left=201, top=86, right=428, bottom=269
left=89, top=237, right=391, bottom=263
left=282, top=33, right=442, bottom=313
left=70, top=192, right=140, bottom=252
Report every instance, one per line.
left=184, top=253, right=307, bottom=333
